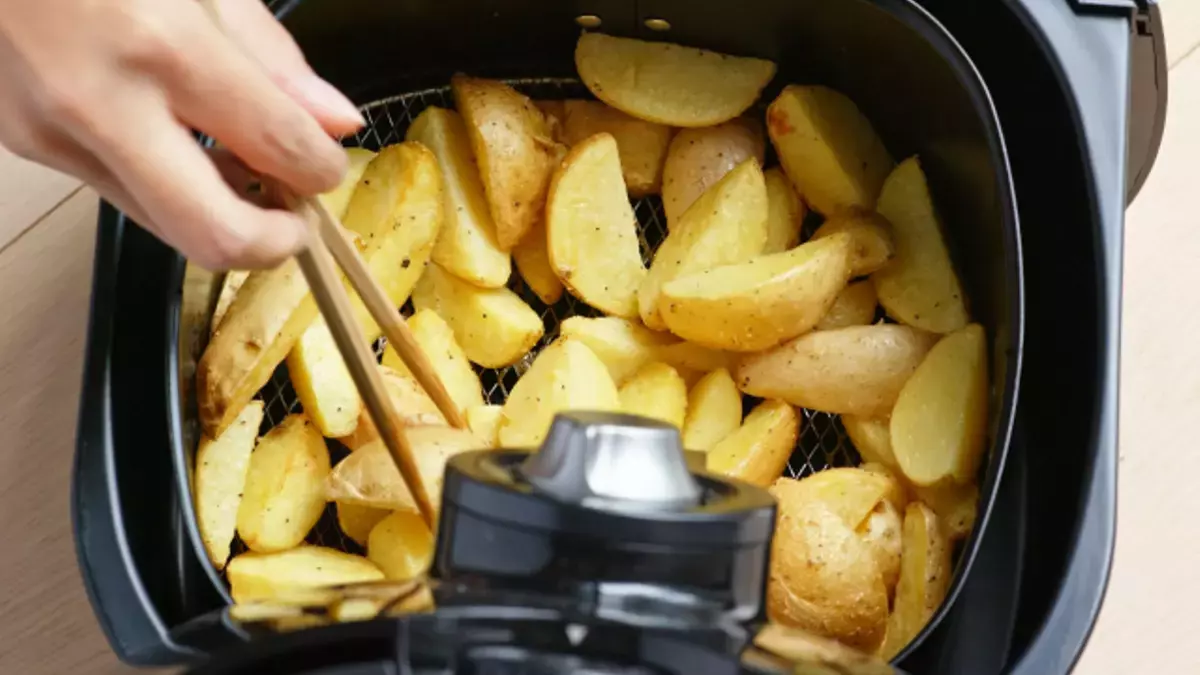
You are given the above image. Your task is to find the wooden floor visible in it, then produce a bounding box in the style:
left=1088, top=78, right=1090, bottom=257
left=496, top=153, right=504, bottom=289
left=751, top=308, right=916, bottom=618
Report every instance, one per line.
left=0, top=5, right=1197, bottom=673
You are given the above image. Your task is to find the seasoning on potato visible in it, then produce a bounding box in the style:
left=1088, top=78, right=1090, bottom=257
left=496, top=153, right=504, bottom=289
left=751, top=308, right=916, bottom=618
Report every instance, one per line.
left=662, top=118, right=765, bottom=224
left=195, top=401, right=264, bottom=569
left=707, top=399, right=799, bottom=487
left=237, top=414, right=331, bottom=554
left=561, top=100, right=674, bottom=197
left=810, top=208, right=895, bottom=277
left=227, top=546, right=384, bottom=604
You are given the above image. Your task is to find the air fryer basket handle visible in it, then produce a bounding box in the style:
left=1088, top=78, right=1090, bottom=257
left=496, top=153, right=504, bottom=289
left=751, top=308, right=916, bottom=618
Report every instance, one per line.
left=73, top=206, right=201, bottom=666
left=1126, top=1, right=1167, bottom=203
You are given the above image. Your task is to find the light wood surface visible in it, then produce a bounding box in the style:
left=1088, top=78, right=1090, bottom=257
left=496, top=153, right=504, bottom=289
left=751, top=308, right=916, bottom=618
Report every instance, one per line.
left=0, top=5, right=1196, bottom=673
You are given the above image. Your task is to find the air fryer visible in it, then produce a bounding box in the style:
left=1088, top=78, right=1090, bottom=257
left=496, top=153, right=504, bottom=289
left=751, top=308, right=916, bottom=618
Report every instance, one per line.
left=70, top=0, right=1166, bottom=673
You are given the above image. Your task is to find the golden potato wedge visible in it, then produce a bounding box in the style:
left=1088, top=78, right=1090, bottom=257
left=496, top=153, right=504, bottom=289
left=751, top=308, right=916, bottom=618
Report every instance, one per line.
left=210, top=270, right=249, bottom=338
left=452, top=75, right=562, bottom=249
left=662, top=119, right=765, bottom=224
left=561, top=100, right=674, bottom=197
left=287, top=322, right=363, bottom=439
left=195, top=401, right=264, bottom=570
left=860, top=500, right=904, bottom=595
left=558, top=316, right=676, bottom=385
left=497, top=339, right=621, bottom=448
left=326, top=427, right=484, bottom=513
left=880, top=503, right=952, bottom=660
left=766, top=85, right=894, bottom=216
left=842, top=415, right=898, bottom=469
left=653, top=340, right=735, bottom=376
left=737, top=324, right=938, bottom=417
left=465, top=404, right=503, bottom=447
left=412, top=263, right=544, bottom=368
left=367, top=511, right=434, bottom=581
left=336, top=502, right=389, bottom=548
left=512, top=220, right=564, bottom=305
left=547, top=133, right=647, bottom=317
left=575, top=33, right=776, bottom=128
left=763, top=168, right=806, bottom=254
left=913, top=480, right=978, bottom=542
left=227, top=546, right=384, bottom=604
left=859, top=462, right=912, bottom=512
left=319, top=147, right=378, bottom=220
left=707, top=400, right=798, bottom=487
left=198, top=143, right=442, bottom=437
left=768, top=483, right=889, bottom=652
left=618, top=362, right=688, bottom=429
left=891, top=324, right=988, bottom=486
left=811, top=209, right=895, bottom=277
left=339, top=366, right=447, bottom=452
left=681, top=368, right=742, bottom=451
left=873, top=157, right=969, bottom=334
left=660, top=233, right=853, bottom=352
left=786, top=468, right=894, bottom=530
left=407, top=107, right=510, bottom=288
left=639, top=159, right=769, bottom=330
left=237, top=414, right=331, bottom=553
left=815, top=280, right=878, bottom=331
left=382, top=309, right=484, bottom=417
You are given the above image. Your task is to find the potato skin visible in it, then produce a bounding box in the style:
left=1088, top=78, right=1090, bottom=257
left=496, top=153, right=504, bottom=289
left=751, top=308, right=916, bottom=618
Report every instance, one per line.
left=767, top=481, right=889, bottom=652
left=560, top=100, right=674, bottom=196
left=662, top=118, right=765, bottom=224
left=810, top=208, right=895, bottom=277
left=880, top=502, right=952, bottom=660
left=815, top=280, right=878, bottom=331
left=227, top=546, right=383, bottom=604
left=736, top=324, right=938, bottom=417
left=452, top=75, right=563, bottom=249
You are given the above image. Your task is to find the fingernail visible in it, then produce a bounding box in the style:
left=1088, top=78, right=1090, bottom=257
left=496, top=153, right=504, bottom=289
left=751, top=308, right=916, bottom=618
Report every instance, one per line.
left=297, top=74, right=365, bottom=128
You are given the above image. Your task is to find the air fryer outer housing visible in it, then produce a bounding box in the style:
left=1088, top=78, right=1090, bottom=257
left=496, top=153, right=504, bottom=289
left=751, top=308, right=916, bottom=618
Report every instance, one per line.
left=71, top=0, right=1166, bottom=672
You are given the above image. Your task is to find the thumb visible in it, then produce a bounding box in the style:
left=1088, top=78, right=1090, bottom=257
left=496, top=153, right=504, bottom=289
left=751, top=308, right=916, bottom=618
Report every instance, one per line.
left=202, top=0, right=364, bottom=137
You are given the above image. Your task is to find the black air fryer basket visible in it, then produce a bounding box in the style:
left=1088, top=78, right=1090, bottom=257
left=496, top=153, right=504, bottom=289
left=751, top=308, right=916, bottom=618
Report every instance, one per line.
left=72, top=0, right=1168, bottom=673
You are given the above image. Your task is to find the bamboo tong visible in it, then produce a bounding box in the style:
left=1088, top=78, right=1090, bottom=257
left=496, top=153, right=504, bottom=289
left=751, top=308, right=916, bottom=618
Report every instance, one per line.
left=272, top=185, right=465, bottom=531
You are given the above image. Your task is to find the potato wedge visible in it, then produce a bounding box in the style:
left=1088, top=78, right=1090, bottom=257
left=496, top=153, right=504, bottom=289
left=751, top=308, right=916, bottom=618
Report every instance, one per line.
left=339, top=366, right=447, bottom=452
left=766, top=85, right=894, bottom=216
left=653, top=341, right=735, bottom=376
left=639, top=158, right=769, bottom=329
left=913, top=480, right=979, bottom=542
left=382, top=309, right=484, bottom=418
left=880, top=503, right=952, bottom=660
left=859, top=462, right=912, bottom=512
left=466, top=404, right=503, bottom=447
left=237, top=414, right=331, bottom=553
left=367, top=511, right=434, bottom=581
left=198, top=143, right=442, bottom=437
left=707, top=399, right=798, bottom=487
left=873, top=157, right=968, bottom=333
left=815, top=280, right=878, bottom=331
left=682, top=368, right=742, bottom=451
left=763, top=168, right=806, bottom=254
left=195, top=401, right=264, bottom=569
left=498, top=338, right=621, bottom=448
left=210, top=271, right=250, bottom=338
left=326, top=427, right=484, bottom=513
left=660, top=233, right=853, bottom=352
left=842, top=415, right=898, bottom=469
left=547, top=133, right=647, bottom=317
left=575, top=33, right=776, bottom=128
left=536, top=100, right=566, bottom=142
left=319, top=147, right=378, bottom=220
left=737, top=324, right=938, bottom=417
left=662, top=119, right=765, bottom=224
left=452, top=75, right=562, bottom=249
left=786, top=468, right=894, bottom=530
left=412, top=263, right=544, bottom=368
left=227, top=546, right=384, bottom=604
left=561, top=100, right=674, bottom=196
left=811, top=209, right=895, bottom=278
left=336, top=501, right=389, bottom=548
left=891, top=324, right=988, bottom=486
left=287, top=322, right=363, bottom=439
left=512, top=220, right=564, bottom=305
left=619, top=362, right=688, bottom=429
left=768, top=484, right=889, bottom=652
left=558, top=316, right=676, bottom=385
left=407, top=107, right=510, bottom=288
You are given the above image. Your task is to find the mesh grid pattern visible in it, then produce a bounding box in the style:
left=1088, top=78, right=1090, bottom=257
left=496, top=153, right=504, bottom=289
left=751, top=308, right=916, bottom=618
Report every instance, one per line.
left=240, top=78, right=859, bottom=558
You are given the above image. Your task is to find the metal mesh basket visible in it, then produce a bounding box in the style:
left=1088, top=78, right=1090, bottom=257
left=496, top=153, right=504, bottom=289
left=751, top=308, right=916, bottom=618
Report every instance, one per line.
left=240, top=78, right=861, bottom=561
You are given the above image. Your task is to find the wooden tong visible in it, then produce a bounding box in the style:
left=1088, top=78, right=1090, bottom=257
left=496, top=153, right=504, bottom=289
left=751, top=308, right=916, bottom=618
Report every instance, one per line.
left=274, top=185, right=465, bottom=531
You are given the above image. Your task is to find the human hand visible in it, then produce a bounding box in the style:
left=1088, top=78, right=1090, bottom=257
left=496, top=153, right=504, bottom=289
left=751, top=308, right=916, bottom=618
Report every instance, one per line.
left=0, top=0, right=364, bottom=270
